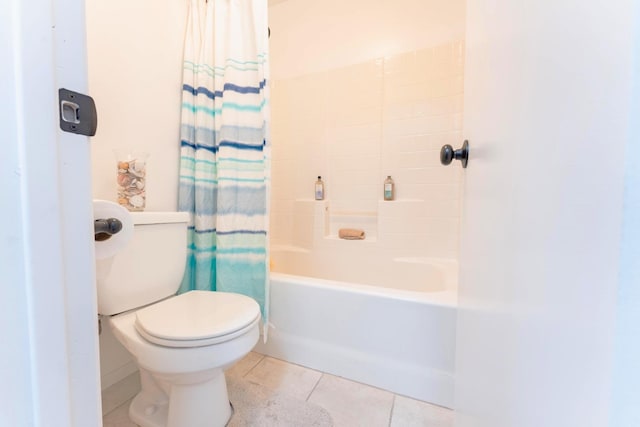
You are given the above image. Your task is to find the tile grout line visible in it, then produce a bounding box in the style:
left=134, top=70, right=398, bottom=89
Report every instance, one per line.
left=388, top=394, right=397, bottom=427
left=305, top=372, right=324, bottom=402
left=241, top=353, right=266, bottom=378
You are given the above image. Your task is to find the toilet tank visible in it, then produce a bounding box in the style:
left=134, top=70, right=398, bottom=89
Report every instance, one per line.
left=96, top=211, right=189, bottom=315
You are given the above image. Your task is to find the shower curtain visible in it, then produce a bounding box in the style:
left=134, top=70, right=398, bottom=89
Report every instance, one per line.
left=178, top=0, right=270, bottom=327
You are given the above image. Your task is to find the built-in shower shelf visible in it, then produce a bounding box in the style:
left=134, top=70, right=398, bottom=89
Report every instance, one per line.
left=330, top=210, right=377, bottom=217
left=327, top=209, right=378, bottom=241
left=324, top=235, right=377, bottom=243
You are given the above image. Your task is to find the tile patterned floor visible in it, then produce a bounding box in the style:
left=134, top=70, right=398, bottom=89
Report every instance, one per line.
left=102, top=352, right=454, bottom=426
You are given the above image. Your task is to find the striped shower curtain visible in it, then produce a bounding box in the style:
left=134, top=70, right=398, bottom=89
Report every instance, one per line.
left=178, top=0, right=270, bottom=325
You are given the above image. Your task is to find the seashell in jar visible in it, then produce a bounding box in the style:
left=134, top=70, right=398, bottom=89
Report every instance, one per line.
left=130, top=160, right=146, bottom=175
left=117, top=173, right=133, bottom=187
left=124, top=189, right=141, bottom=196
left=129, top=194, right=145, bottom=208
left=135, top=180, right=145, bottom=190
left=130, top=169, right=145, bottom=178
left=118, top=161, right=130, bottom=170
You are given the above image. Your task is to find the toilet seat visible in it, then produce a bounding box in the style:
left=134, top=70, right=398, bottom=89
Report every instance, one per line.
left=134, top=290, right=261, bottom=348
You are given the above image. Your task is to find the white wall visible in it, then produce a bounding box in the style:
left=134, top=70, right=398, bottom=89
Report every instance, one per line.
left=611, top=8, right=640, bottom=423
left=86, top=0, right=188, bottom=212
left=269, top=0, right=466, bottom=261
left=85, top=0, right=188, bottom=389
left=269, top=0, right=465, bottom=79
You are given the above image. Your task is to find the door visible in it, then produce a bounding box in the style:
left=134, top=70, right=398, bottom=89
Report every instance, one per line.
left=1, top=0, right=101, bottom=425
left=454, top=2, right=637, bottom=426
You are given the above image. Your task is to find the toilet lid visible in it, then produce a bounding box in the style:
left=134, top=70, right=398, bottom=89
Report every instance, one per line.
left=134, top=291, right=260, bottom=348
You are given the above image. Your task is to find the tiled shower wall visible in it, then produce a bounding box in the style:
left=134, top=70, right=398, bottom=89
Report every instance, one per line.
left=270, top=41, right=465, bottom=259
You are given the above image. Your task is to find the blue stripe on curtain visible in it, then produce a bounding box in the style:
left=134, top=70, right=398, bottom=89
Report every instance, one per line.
left=183, top=80, right=267, bottom=98
left=187, top=227, right=266, bottom=235
left=178, top=0, right=270, bottom=329
left=180, top=140, right=265, bottom=153
left=181, top=99, right=267, bottom=115
left=180, top=124, right=267, bottom=145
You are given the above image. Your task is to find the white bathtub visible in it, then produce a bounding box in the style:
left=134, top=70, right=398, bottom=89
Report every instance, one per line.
left=255, top=252, right=457, bottom=408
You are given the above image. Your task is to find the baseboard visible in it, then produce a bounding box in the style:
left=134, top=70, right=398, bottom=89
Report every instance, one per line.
left=101, top=360, right=138, bottom=390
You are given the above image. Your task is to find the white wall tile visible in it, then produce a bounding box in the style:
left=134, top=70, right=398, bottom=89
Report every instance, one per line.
left=269, top=5, right=464, bottom=263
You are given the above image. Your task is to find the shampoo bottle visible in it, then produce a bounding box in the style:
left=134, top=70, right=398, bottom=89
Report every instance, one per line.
left=384, top=176, right=395, bottom=201
left=315, top=176, right=325, bottom=200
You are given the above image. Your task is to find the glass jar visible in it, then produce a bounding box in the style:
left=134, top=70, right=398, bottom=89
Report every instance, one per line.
left=115, top=150, right=149, bottom=211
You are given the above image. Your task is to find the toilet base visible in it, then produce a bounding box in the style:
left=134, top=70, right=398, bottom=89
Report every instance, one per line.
left=129, top=367, right=232, bottom=427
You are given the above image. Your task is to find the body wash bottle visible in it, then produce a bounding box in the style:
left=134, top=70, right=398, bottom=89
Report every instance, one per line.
left=315, top=176, right=325, bottom=200
left=384, top=176, right=395, bottom=201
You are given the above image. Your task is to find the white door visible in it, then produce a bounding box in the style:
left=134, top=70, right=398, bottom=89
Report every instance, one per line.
left=454, top=2, right=637, bottom=426
left=1, top=0, right=101, bottom=425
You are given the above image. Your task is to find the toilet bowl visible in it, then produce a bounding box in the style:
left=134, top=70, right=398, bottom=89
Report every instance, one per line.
left=109, top=291, right=260, bottom=427
left=95, top=210, right=261, bottom=427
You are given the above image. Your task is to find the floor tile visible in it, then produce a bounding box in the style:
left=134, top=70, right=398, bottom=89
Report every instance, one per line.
left=308, top=374, right=394, bottom=427
left=243, top=356, right=322, bottom=401
left=102, top=372, right=140, bottom=415
left=102, top=399, right=137, bottom=427
left=102, top=357, right=456, bottom=427
left=227, top=376, right=332, bottom=427
left=226, top=351, right=265, bottom=379
left=390, top=395, right=454, bottom=427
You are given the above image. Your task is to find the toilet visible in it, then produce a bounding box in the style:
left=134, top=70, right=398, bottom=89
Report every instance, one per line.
left=96, top=211, right=260, bottom=427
